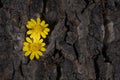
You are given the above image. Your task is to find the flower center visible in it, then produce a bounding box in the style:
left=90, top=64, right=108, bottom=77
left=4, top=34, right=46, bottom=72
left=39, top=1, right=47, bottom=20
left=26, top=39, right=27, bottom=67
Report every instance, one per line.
left=34, top=25, right=44, bottom=33
left=29, top=43, right=40, bottom=52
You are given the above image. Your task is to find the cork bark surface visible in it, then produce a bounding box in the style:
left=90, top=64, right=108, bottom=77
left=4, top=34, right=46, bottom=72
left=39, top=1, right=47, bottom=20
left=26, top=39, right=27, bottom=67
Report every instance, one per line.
left=0, top=0, right=120, bottom=80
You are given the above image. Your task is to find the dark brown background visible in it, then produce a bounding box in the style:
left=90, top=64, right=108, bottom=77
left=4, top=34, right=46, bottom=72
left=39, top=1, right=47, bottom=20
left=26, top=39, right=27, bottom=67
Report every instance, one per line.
left=0, top=0, right=120, bottom=80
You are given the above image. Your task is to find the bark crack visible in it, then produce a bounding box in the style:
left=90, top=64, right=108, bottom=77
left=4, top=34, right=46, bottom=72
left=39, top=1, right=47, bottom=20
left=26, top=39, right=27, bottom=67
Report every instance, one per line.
left=94, top=53, right=100, bottom=80
left=81, top=0, right=89, bottom=13
left=64, top=12, right=69, bottom=42
left=0, top=0, right=3, bottom=8
left=56, top=65, right=61, bottom=80
left=42, top=0, right=47, bottom=17
left=11, top=62, right=15, bottom=80
left=101, top=0, right=112, bottom=63
left=73, top=43, right=79, bottom=60
left=19, top=61, right=24, bottom=77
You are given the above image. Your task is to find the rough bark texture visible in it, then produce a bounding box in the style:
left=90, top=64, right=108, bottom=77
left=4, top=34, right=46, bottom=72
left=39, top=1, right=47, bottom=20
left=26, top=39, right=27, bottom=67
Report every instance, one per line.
left=0, top=0, right=120, bottom=80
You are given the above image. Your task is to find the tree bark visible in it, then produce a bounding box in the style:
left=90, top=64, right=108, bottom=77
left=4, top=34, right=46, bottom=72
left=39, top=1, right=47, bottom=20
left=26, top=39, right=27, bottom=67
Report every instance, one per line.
left=0, top=0, right=120, bottom=80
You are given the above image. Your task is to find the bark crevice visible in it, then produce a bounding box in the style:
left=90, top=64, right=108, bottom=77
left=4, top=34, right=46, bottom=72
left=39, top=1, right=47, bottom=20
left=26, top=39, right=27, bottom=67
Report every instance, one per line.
left=56, top=65, right=61, bottom=80
left=0, top=0, right=3, bottom=8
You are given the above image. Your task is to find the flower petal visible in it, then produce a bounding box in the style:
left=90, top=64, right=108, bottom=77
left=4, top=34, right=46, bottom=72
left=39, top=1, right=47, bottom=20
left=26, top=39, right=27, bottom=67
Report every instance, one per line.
left=42, top=43, right=46, bottom=46
left=26, top=37, right=32, bottom=43
left=37, top=18, right=41, bottom=24
left=23, top=46, right=29, bottom=51
left=26, top=24, right=32, bottom=29
left=30, top=33, right=34, bottom=38
left=44, top=24, right=49, bottom=27
left=26, top=21, right=34, bottom=28
left=40, top=20, right=45, bottom=26
left=30, top=19, right=36, bottom=25
left=44, top=28, right=50, bottom=32
left=27, top=21, right=33, bottom=25
left=41, top=32, right=46, bottom=38
left=27, top=30, right=33, bottom=34
left=38, top=51, right=43, bottom=56
left=41, top=47, right=46, bottom=51
left=30, top=53, right=35, bottom=60
left=23, top=42, right=29, bottom=46
left=35, top=54, right=39, bottom=60
left=39, top=39, right=43, bottom=43
left=24, top=51, right=31, bottom=57
left=35, top=33, right=41, bottom=39
left=33, top=34, right=41, bottom=43
left=43, top=30, right=48, bottom=35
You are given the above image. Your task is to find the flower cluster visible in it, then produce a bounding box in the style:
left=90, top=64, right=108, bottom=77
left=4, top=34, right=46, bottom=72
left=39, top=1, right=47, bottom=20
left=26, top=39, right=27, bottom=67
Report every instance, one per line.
left=23, top=18, right=50, bottom=60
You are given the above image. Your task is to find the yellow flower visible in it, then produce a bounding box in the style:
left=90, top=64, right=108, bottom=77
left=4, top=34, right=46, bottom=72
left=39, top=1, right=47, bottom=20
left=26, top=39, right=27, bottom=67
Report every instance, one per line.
left=23, top=37, right=46, bottom=60
left=26, top=18, right=50, bottom=39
